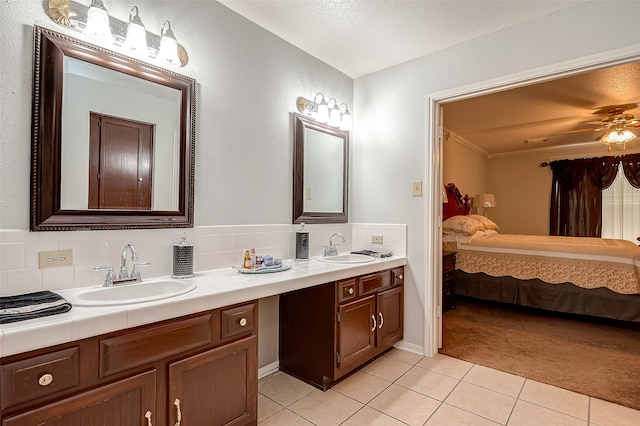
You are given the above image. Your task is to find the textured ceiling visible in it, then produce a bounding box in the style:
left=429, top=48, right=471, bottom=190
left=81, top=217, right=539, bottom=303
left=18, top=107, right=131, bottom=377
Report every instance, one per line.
left=218, top=0, right=582, bottom=78
left=443, top=61, right=640, bottom=155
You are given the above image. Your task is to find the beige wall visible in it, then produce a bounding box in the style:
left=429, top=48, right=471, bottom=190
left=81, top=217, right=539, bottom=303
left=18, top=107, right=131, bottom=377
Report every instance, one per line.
left=444, top=136, right=640, bottom=235
left=442, top=135, right=488, bottom=205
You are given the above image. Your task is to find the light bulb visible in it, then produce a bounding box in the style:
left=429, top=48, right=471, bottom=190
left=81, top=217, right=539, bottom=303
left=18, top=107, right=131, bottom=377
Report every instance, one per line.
left=123, top=6, right=148, bottom=58
left=84, top=0, right=112, bottom=42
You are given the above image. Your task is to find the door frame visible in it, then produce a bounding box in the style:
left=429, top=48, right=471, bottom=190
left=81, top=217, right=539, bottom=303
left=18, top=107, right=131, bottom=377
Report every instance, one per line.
left=424, top=44, right=640, bottom=356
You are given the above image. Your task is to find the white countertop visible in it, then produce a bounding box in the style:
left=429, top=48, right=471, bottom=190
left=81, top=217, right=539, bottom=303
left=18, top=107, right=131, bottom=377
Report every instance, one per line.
left=0, top=256, right=406, bottom=358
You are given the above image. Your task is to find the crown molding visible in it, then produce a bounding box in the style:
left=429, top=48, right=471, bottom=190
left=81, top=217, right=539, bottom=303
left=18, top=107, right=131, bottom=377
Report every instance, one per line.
left=443, top=129, right=490, bottom=158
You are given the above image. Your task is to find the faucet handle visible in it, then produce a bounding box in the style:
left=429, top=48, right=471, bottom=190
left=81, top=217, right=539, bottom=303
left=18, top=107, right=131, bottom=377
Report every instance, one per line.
left=95, top=266, right=116, bottom=286
left=130, top=261, right=150, bottom=280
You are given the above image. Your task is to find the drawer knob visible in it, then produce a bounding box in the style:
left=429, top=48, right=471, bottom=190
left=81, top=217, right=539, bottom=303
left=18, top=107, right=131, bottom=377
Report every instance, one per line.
left=398, top=274, right=403, bottom=280
left=347, top=287, right=354, bottom=295
left=38, top=373, right=54, bottom=386
left=239, top=317, right=247, bottom=327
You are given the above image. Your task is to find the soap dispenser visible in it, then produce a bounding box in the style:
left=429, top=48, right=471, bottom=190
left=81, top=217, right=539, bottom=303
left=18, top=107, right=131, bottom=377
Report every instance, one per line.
left=172, top=233, right=194, bottom=278
left=295, top=223, right=309, bottom=260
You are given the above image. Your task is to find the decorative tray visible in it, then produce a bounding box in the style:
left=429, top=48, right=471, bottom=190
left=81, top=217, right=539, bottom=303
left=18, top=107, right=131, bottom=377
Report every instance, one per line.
left=233, top=263, right=291, bottom=274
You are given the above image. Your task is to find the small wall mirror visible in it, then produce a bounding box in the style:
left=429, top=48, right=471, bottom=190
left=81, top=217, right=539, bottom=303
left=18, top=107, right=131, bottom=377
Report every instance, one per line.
left=31, top=26, right=195, bottom=230
left=293, top=113, right=348, bottom=223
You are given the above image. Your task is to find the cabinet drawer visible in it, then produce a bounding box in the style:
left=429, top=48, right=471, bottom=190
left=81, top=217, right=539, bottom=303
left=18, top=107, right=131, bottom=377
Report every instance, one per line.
left=359, top=272, right=391, bottom=296
left=222, top=302, right=256, bottom=340
left=443, top=270, right=454, bottom=281
left=100, top=314, right=212, bottom=377
left=391, top=268, right=404, bottom=286
left=338, top=279, right=357, bottom=302
left=1, top=347, right=79, bottom=409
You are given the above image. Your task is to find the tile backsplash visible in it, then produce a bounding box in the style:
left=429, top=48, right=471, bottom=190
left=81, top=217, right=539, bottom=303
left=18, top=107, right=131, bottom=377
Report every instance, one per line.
left=0, top=223, right=406, bottom=296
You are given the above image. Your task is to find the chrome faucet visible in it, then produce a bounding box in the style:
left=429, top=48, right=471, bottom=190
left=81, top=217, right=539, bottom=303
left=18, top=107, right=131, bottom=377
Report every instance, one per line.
left=119, top=244, right=139, bottom=279
left=324, top=233, right=346, bottom=256
left=95, top=243, right=149, bottom=286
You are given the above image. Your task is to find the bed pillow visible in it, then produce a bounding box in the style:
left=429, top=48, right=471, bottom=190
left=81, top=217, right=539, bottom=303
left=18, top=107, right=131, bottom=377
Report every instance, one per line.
left=483, top=229, right=498, bottom=236
left=443, top=215, right=485, bottom=236
left=469, top=214, right=500, bottom=230
left=443, top=230, right=486, bottom=243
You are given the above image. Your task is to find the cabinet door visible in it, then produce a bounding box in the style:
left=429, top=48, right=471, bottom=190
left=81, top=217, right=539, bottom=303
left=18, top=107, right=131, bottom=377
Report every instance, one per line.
left=337, top=295, right=376, bottom=375
left=2, top=370, right=156, bottom=426
left=169, top=335, right=257, bottom=426
left=377, top=286, right=404, bottom=350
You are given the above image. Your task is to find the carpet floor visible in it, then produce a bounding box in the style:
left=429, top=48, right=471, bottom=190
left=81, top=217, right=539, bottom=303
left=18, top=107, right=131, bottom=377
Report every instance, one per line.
left=440, top=298, right=640, bottom=410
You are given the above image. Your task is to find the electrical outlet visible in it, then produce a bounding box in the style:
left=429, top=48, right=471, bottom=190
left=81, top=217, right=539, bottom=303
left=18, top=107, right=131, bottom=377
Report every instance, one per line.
left=38, top=249, right=73, bottom=268
left=412, top=181, right=422, bottom=197
left=371, top=235, right=384, bottom=244
left=305, top=187, right=312, bottom=200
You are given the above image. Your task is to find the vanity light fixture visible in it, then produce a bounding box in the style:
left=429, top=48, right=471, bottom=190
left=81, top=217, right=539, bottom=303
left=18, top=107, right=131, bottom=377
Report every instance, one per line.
left=158, top=21, right=181, bottom=66
left=296, top=93, right=352, bottom=131
left=327, top=98, right=342, bottom=127
left=84, top=0, right=112, bottom=42
left=47, top=0, right=188, bottom=67
left=122, top=6, right=147, bottom=57
left=339, top=103, right=352, bottom=131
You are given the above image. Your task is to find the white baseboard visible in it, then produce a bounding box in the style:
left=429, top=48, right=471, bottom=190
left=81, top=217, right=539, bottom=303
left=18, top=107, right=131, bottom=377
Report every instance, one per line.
left=258, top=361, right=279, bottom=379
left=394, top=341, right=425, bottom=356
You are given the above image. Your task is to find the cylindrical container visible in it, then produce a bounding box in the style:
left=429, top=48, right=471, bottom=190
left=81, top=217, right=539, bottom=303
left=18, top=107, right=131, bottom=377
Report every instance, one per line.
left=295, top=222, right=309, bottom=260
left=172, top=234, right=194, bottom=278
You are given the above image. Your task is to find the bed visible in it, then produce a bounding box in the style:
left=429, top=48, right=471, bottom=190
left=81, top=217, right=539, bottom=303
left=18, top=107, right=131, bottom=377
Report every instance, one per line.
left=442, top=183, right=640, bottom=322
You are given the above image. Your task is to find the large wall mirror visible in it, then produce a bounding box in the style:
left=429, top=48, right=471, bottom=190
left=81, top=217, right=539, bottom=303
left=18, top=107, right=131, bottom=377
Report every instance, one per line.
left=31, top=26, right=195, bottom=231
left=293, top=113, right=348, bottom=224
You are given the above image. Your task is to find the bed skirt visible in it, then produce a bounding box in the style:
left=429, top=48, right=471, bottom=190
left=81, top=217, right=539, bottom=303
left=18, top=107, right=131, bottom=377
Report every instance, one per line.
left=454, top=270, right=640, bottom=323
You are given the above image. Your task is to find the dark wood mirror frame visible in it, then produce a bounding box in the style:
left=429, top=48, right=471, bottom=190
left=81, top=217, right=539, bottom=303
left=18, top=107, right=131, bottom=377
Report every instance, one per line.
left=31, top=26, right=196, bottom=231
left=293, top=113, right=348, bottom=224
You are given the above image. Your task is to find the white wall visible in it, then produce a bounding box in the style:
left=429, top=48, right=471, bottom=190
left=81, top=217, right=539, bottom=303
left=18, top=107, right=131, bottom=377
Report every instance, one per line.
left=0, top=0, right=353, bottom=229
left=352, top=1, right=640, bottom=352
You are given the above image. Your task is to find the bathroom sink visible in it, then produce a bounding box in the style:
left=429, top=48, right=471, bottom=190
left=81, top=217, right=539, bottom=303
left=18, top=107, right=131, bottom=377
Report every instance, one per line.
left=317, top=254, right=375, bottom=264
left=67, top=279, right=196, bottom=307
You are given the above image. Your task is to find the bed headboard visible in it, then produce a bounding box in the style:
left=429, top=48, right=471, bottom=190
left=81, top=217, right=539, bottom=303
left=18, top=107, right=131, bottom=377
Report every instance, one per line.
left=443, top=183, right=471, bottom=220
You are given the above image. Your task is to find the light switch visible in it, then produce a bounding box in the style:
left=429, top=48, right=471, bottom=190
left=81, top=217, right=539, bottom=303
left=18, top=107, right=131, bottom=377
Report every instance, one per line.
left=412, top=181, right=422, bottom=197
left=305, top=187, right=312, bottom=200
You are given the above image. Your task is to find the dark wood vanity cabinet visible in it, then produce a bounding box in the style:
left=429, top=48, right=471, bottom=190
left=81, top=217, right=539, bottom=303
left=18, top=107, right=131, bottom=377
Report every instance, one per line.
left=0, top=302, right=258, bottom=426
left=279, top=267, right=404, bottom=390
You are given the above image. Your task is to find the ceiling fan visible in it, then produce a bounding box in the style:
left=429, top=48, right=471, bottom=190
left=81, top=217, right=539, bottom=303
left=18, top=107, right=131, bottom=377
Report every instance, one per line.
left=548, top=105, right=640, bottom=151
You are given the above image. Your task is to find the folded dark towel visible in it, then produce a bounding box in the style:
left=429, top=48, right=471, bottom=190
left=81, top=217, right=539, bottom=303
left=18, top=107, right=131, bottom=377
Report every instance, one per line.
left=351, top=250, right=393, bottom=258
left=0, top=291, right=72, bottom=324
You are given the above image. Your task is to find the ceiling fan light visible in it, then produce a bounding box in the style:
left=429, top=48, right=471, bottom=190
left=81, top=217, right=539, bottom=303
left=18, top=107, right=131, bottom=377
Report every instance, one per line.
left=600, top=127, right=636, bottom=145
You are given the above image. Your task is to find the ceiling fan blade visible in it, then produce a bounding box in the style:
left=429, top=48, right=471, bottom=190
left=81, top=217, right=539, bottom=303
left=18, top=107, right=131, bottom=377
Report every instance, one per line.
left=549, top=127, right=603, bottom=136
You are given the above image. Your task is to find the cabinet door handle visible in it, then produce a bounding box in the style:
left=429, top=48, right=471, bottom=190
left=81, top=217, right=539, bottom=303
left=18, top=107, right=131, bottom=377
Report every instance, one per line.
left=371, top=315, right=377, bottom=332
left=378, top=312, right=384, bottom=329
left=174, top=398, right=182, bottom=426
left=145, top=411, right=152, bottom=426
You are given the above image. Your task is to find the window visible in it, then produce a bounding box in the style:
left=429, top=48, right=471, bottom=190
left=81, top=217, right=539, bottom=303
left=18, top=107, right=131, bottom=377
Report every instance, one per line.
left=602, top=172, right=640, bottom=244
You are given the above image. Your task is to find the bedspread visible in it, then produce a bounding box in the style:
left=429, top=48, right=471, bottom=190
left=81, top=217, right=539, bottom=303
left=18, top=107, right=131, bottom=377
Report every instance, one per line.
left=452, top=234, right=640, bottom=295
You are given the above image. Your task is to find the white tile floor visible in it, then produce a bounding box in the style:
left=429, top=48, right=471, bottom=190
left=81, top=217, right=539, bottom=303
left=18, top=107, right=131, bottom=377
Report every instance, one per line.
left=257, top=349, right=640, bottom=426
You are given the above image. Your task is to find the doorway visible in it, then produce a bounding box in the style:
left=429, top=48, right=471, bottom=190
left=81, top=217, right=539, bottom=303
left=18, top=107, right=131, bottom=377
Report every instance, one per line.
left=424, top=47, right=640, bottom=356
left=88, top=113, right=155, bottom=210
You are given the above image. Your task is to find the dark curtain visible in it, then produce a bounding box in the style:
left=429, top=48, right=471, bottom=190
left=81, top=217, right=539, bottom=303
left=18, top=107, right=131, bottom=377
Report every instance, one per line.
left=621, top=154, right=640, bottom=188
left=549, top=156, right=620, bottom=237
